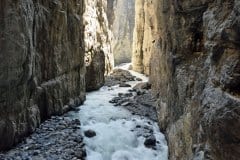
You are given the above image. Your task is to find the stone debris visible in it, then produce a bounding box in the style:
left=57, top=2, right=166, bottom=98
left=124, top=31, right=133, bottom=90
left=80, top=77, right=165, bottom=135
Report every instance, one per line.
left=109, top=83, right=158, bottom=121
left=105, top=68, right=137, bottom=87
left=0, top=116, right=86, bottom=160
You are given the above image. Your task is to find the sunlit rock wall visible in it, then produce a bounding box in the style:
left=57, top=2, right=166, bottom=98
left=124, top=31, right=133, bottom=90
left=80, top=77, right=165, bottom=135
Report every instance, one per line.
left=107, top=0, right=135, bottom=65
left=132, top=0, right=157, bottom=75
left=84, top=0, right=114, bottom=91
left=0, top=0, right=85, bottom=150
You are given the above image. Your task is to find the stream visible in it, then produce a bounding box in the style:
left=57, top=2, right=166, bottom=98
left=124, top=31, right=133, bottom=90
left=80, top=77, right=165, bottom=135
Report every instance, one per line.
left=0, top=64, right=168, bottom=160
left=67, top=64, right=168, bottom=160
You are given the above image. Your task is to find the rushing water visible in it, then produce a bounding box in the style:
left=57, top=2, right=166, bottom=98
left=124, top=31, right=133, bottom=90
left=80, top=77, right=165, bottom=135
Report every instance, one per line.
left=68, top=64, right=168, bottom=160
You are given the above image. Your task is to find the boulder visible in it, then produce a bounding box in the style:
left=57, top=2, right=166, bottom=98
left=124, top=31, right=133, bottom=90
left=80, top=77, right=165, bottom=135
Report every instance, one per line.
left=84, top=130, right=96, bottom=138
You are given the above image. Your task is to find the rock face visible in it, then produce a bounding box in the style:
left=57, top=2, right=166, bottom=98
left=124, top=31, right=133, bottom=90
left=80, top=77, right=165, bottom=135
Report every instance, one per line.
left=84, top=0, right=114, bottom=91
left=132, top=0, right=159, bottom=75
left=107, top=0, right=135, bottom=65
left=0, top=0, right=86, bottom=150
left=133, top=0, right=240, bottom=159
left=132, top=0, right=160, bottom=75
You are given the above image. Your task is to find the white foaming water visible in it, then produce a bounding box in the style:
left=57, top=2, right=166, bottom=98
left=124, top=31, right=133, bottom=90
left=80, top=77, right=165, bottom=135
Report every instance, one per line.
left=71, top=64, right=168, bottom=160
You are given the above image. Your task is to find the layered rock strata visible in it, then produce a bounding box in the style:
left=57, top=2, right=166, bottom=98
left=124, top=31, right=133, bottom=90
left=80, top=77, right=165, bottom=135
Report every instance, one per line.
left=0, top=0, right=85, bottom=150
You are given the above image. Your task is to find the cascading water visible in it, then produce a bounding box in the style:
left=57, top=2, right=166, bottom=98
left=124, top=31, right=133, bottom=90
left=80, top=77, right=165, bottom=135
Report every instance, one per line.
left=68, top=64, right=168, bottom=160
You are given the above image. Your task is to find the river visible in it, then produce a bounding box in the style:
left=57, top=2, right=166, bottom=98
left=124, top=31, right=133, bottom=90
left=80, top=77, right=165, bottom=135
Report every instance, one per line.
left=67, top=64, right=168, bottom=160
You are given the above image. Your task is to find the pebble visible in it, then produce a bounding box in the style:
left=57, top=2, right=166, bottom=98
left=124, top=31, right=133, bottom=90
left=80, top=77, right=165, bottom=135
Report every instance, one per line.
left=0, top=116, right=86, bottom=160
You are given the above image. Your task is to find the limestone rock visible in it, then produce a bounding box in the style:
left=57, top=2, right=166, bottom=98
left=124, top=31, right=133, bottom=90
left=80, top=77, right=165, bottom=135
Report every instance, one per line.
left=132, top=0, right=158, bottom=75
left=84, top=0, right=114, bottom=91
left=133, top=0, right=240, bottom=159
left=85, top=50, right=105, bottom=91
left=0, top=0, right=85, bottom=150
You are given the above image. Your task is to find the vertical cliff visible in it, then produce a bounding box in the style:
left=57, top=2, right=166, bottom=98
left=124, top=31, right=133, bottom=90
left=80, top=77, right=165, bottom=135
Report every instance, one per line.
left=133, top=0, right=240, bottom=159
left=84, top=0, right=114, bottom=91
left=107, top=0, right=135, bottom=65
left=133, top=0, right=240, bottom=160
left=0, top=0, right=85, bottom=150
left=132, top=0, right=158, bottom=75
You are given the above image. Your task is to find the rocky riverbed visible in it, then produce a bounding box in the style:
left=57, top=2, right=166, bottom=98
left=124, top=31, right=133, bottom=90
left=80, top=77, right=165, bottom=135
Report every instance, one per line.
left=72, top=65, right=168, bottom=160
left=106, top=67, right=158, bottom=121
left=110, top=81, right=158, bottom=121
left=0, top=116, right=86, bottom=160
left=0, top=64, right=168, bottom=160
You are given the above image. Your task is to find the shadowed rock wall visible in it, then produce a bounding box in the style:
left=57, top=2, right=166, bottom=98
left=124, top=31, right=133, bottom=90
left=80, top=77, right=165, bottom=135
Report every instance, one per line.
left=133, top=0, right=240, bottom=159
left=0, top=0, right=85, bottom=150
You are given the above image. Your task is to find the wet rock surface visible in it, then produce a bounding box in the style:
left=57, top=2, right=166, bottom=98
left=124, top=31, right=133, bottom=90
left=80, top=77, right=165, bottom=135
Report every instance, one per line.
left=144, top=135, right=157, bottom=148
left=0, top=116, right=86, bottom=160
left=84, top=130, right=96, bottom=138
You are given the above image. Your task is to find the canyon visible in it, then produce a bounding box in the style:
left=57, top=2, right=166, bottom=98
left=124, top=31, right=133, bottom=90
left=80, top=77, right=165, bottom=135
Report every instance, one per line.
left=107, top=0, right=135, bottom=65
left=1, top=0, right=240, bottom=160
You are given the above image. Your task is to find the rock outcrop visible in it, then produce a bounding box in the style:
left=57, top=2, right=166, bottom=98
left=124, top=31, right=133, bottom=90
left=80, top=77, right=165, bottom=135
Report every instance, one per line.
left=133, top=0, right=240, bottom=159
left=132, top=0, right=160, bottom=75
left=132, top=0, right=159, bottom=75
left=107, top=0, right=135, bottom=65
left=0, top=0, right=86, bottom=150
left=84, top=0, right=114, bottom=91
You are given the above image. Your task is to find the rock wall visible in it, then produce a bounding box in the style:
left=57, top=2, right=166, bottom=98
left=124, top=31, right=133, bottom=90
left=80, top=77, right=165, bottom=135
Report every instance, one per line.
left=107, top=0, right=135, bottom=65
left=84, top=0, right=114, bottom=91
left=132, top=0, right=159, bottom=75
left=0, top=0, right=85, bottom=150
left=137, top=0, right=240, bottom=159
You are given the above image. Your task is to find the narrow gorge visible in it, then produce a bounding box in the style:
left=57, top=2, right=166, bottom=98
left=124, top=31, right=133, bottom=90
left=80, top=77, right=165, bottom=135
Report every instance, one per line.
left=0, top=0, right=239, bottom=160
